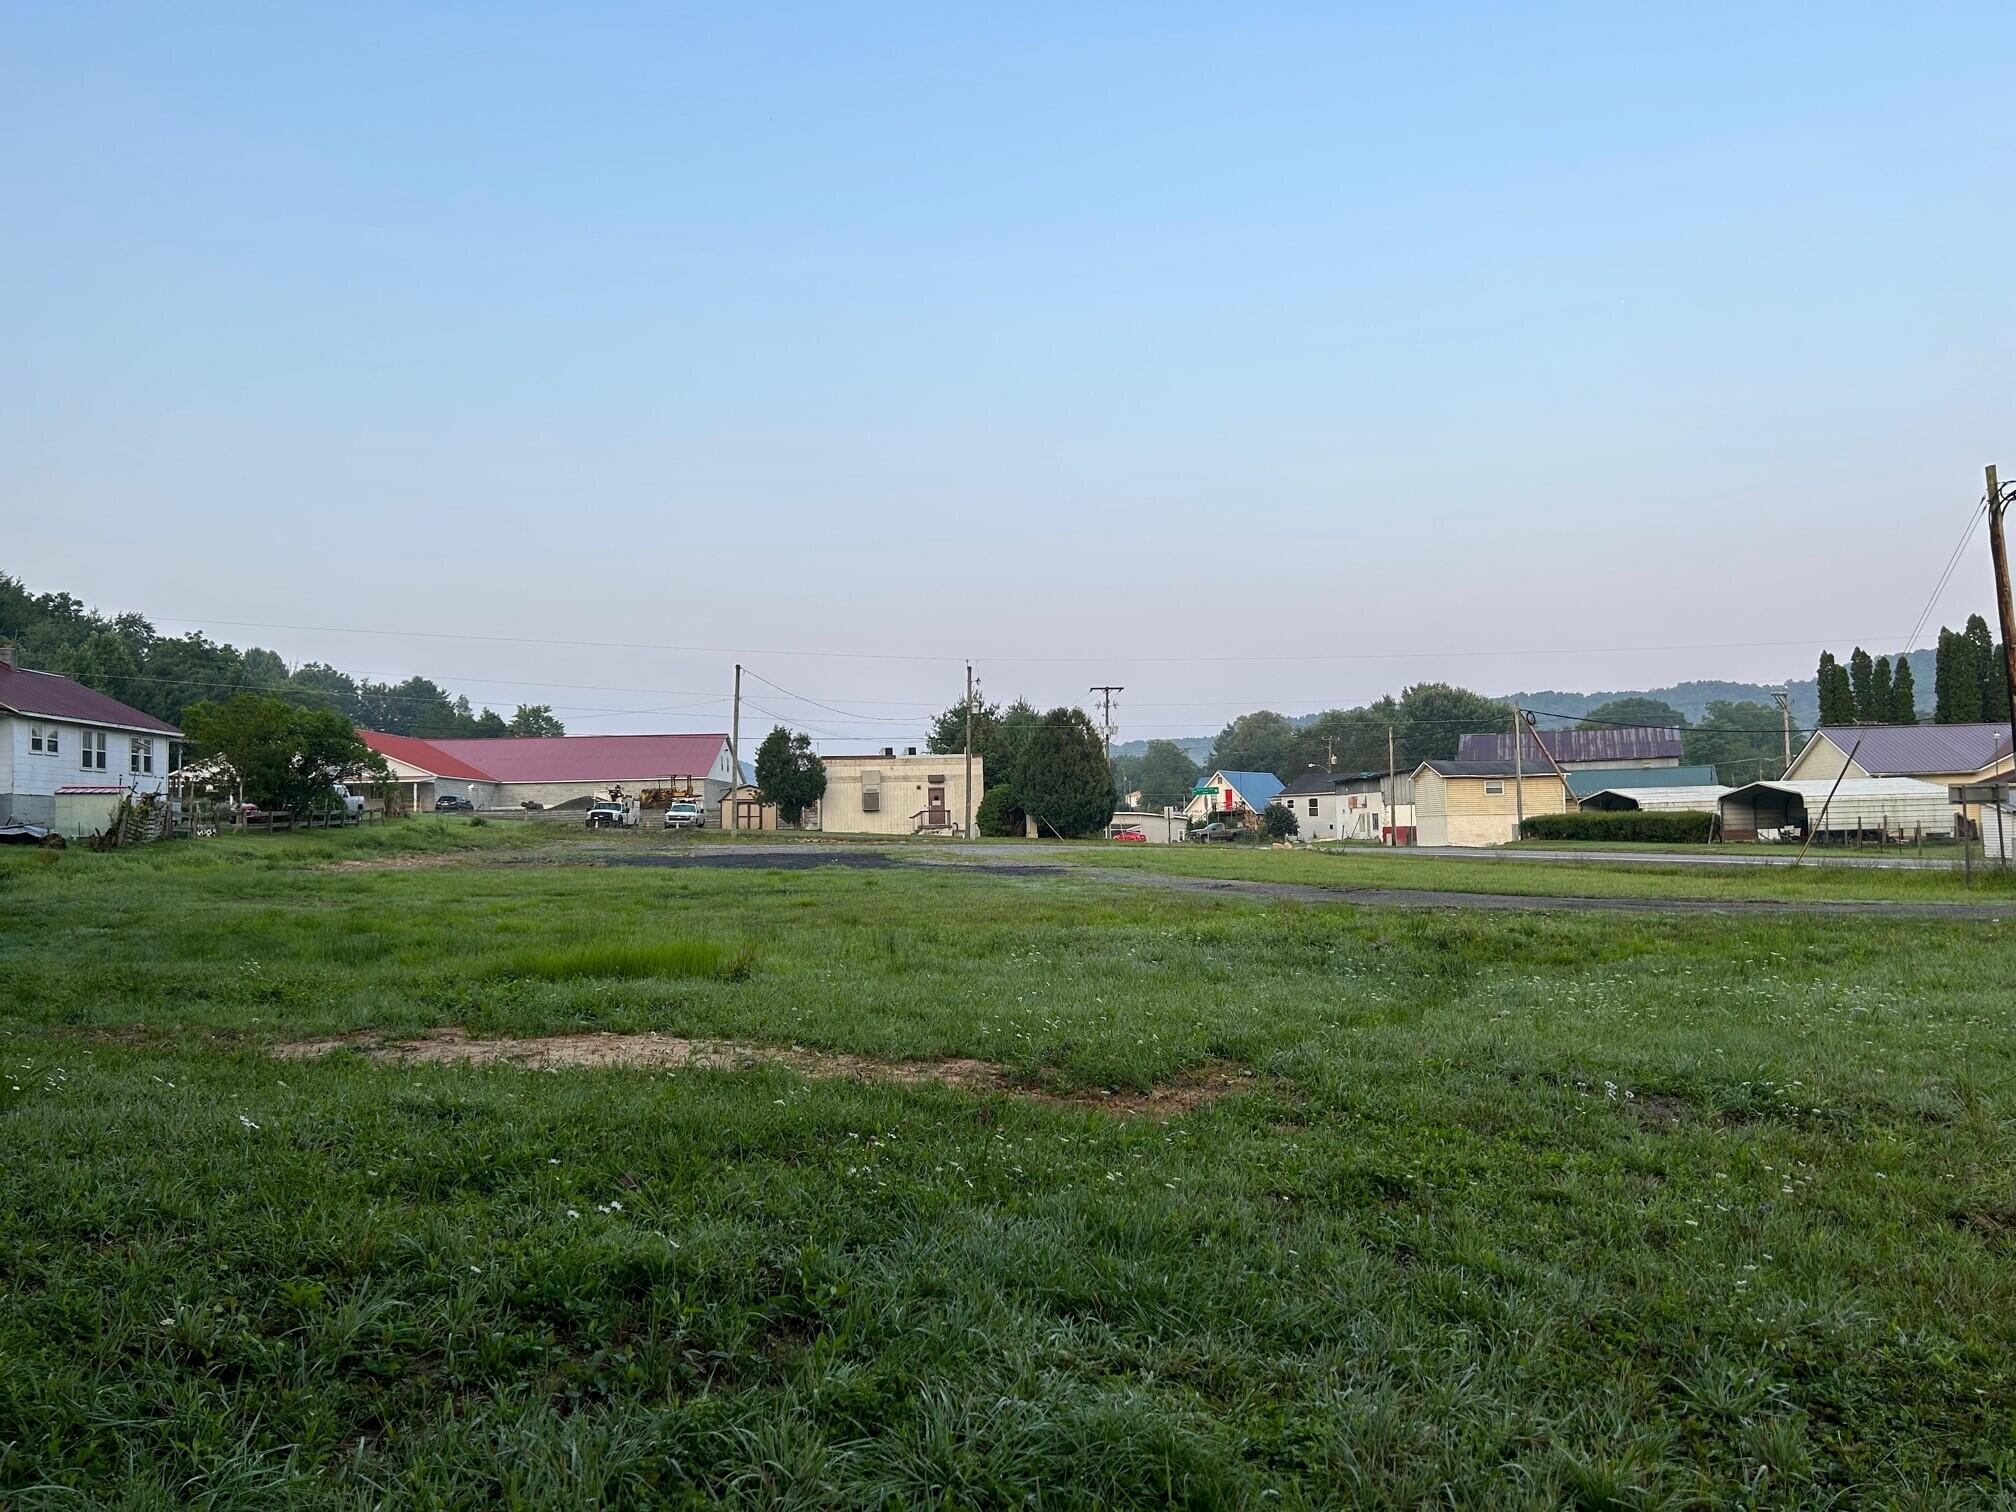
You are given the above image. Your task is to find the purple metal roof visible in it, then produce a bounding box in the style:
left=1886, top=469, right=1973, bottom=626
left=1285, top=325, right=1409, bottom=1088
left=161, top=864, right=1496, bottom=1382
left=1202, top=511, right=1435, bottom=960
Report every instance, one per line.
left=1815, top=724, right=2013, bottom=776
left=1457, top=726, right=1684, bottom=765
left=0, top=664, right=181, bottom=735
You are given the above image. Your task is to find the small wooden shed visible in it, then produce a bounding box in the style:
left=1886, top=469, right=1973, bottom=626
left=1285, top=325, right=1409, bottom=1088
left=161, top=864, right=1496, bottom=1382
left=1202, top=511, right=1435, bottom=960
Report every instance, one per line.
left=719, top=784, right=777, bottom=831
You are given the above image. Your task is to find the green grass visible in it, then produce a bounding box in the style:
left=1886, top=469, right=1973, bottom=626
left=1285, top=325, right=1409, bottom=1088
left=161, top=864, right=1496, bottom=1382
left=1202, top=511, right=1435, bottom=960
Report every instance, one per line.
left=503, top=935, right=757, bottom=983
left=1042, top=836, right=2016, bottom=904
left=3, top=827, right=2015, bottom=1505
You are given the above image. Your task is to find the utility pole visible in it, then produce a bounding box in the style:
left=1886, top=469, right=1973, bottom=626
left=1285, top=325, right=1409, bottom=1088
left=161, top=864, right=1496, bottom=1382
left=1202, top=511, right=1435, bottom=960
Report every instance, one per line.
left=1386, top=725, right=1396, bottom=846
left=1771, top=688, right=1792, bottom=773
left=1089, top=685, right=1124, bottom=762
left=730, top=664, right=742, bottom=794
left=1510, top=703, right=1525, bottom=839
left=963, top=661, right=975, bottom=839
left=1987, top=465, right=2016, bottom=779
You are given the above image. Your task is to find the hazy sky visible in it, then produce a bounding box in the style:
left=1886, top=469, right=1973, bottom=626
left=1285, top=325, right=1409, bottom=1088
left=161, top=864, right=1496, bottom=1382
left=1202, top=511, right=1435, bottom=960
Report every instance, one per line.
left=5, top=4, right=2012, bottom=746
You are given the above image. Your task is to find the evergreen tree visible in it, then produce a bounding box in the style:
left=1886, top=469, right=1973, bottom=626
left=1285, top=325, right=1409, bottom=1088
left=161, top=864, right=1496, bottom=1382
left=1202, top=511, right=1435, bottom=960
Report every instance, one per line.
left=1848, top=647, right=1875, bottom=722
left=1870, top=656, right=1894, bottom=724
left=1013, top=708, right=1114, bottom=838
left=1968, top=614, right=2011, bottom=722
left=1937, top=626, right=1982, bottom=723
left=1816, top=652, right=1854, bottom=725
left=1891, top=656, right=1918, bottom=724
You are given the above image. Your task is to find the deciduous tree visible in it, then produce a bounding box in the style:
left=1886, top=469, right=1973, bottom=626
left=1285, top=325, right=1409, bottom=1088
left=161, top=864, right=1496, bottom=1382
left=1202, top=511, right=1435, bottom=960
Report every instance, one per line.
left=753, top=726, right=826, bottom=825
left=180, top=694, right=388, bottom=813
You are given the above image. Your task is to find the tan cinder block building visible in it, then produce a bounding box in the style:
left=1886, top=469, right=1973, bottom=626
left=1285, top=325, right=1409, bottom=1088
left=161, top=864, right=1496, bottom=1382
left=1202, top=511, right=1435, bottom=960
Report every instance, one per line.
left=1412, top=759, right=1570, bottom=847
left=814, top=752, right=985, bottom=836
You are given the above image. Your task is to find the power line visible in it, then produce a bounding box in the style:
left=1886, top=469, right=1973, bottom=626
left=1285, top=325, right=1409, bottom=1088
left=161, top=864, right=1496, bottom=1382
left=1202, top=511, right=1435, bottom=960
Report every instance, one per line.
left=1903, top=492, right=1990, bottom=656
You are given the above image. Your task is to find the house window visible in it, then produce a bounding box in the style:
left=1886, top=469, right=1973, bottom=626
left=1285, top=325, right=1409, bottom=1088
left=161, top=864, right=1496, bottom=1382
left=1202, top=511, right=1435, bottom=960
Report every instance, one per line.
left=1307, top=798, right=1318, bottom=816
left=81, top=731, right=107, bottom=772
left=131, top=737, right=154, bottom=775
left=30, top=724, right=47, bottom=753
left=1484, top=779, right=1504, bottom=796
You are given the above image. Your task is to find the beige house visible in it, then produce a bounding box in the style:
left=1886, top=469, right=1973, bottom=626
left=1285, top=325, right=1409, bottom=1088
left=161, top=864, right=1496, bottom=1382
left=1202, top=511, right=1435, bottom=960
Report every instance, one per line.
left=812, top=752, right=984, bottom=836
left=1412, top=759, right=1570, bottom=847
left=1784, top=724, right=2012, bottom=833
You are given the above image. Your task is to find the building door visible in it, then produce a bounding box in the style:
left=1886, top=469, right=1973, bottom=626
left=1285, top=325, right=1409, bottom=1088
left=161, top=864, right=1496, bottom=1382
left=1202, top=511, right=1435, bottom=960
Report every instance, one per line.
left=928, top=785, right=946, bottom=825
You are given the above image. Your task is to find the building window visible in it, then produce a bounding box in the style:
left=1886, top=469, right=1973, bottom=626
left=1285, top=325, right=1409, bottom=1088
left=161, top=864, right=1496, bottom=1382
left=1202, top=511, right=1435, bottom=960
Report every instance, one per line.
left=1307, top=798, right=1318, bottom=816
left=31, top=724, right=47, bottom=753
left=81, top=730, right=107, bottom=772
left=131, top=737, right=154, bottom=775
left=1484, top=779, right=1504, bottom=796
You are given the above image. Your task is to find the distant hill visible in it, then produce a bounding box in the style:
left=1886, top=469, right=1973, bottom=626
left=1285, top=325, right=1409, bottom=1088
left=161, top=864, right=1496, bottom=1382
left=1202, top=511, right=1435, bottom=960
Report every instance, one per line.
left=1112, top=650, right=1937, bottom=760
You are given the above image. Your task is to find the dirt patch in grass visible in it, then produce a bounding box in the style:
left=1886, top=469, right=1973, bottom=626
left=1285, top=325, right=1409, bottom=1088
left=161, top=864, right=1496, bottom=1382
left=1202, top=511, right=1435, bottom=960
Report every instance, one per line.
left=318, top=852, right=491, bottom=874
left=273, top=1028, right=1245, bottom=1118
left=1957, top=1208, right=2016, bottom=1242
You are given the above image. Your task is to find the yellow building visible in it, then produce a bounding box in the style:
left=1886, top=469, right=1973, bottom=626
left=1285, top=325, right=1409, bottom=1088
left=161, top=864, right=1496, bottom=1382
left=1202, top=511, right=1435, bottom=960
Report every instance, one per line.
left=1411, top=759, right=1571, bottom=847
left=1784, top=724, right=2012, bottom=833
left=812, top=752, right=985, bottom=836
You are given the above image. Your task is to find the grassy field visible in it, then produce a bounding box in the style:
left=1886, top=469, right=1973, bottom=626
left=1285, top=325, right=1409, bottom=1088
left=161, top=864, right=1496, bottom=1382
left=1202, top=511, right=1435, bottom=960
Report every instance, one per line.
left=4, top=824, right=2015, bottom=1506
left=1036, top=838, right=2016, bottom=906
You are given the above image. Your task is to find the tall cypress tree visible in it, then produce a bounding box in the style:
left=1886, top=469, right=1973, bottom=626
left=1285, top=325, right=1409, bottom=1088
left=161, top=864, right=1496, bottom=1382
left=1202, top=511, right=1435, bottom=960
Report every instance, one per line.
left=1892, top=656, right=1919, bottom=724
left=1817, top=652, right=1852, bottom=726
left=1848, top=647, right=1875, bottom=723
left=1870, top=656, right=1894, bottom=723
left=1941, top=625, right=1984, bottom=722
left=1959, top=620, right=1991, bottom=729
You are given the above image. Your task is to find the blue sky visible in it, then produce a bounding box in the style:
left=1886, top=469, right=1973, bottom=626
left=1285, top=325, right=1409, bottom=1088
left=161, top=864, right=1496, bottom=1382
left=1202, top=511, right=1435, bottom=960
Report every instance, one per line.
left=4, top=4, right=2012, bottom=743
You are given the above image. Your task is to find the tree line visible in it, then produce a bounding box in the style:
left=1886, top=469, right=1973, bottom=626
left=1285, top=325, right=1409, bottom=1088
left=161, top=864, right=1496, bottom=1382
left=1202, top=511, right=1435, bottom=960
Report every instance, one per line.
left=1, top=572, right=563, bottom=738
left=1817, top=617, right=2007, bottom=727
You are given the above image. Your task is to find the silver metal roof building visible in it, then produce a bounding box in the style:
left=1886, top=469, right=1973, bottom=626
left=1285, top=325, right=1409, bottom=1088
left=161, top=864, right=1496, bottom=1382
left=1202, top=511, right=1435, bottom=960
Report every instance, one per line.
left=1719, top=778, right=1956, bottom=841
left=1577, top=784, right=1732, bottom=813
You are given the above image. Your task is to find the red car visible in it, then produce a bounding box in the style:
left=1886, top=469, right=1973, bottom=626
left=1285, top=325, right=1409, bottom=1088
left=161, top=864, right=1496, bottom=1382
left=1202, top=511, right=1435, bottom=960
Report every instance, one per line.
left=1110, top=827, right=1147, bottom=842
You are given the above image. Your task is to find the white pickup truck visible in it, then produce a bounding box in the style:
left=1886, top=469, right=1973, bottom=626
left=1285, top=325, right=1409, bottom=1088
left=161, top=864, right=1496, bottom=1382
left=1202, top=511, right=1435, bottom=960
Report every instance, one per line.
left=662, top=800, right=706, bottom=830
left=329, top=784, right=366, bottom=818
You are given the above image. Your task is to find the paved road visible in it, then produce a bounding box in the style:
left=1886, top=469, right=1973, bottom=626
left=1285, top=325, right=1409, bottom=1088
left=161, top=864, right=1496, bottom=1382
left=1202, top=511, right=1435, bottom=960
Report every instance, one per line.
left=605, top=843, right=2015, bottom=920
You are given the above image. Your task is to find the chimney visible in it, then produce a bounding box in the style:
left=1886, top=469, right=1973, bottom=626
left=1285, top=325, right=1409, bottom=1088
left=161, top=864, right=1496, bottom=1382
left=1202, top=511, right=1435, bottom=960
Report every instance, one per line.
left=0, top=643, right=15, bottom=668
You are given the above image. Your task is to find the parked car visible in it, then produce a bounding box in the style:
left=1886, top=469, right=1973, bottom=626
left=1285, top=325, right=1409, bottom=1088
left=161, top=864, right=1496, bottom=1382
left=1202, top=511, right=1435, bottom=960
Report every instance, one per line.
left=1194, top=821, right=1241, bottom=842
left=1110, top=827, right=1147, bottom=842
left=585, top=800, right=630, bottom=829
left=662, top=801, right=706, bottom=830
left=434, top=795, right=475, bottom=813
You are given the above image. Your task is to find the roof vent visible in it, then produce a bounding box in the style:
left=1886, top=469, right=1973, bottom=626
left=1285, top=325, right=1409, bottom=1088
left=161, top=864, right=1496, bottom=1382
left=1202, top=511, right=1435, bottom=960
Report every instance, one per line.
left=881, top=746, right=895, bottom=758
left=906, top=746, right=917, bottom=756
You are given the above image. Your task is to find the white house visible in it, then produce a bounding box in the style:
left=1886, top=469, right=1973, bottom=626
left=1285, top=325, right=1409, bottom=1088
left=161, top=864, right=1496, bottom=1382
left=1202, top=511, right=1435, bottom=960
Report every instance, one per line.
left=1, top=648, right=181, bottom=836
left=1274, top=769, right=1415, bottom=842
left=1184, top=770, right=1286, bottom=828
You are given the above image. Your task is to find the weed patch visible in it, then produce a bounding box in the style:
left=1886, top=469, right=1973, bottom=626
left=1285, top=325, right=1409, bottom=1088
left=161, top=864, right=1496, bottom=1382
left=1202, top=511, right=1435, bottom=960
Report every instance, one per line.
left=498, top=936, right=756, bottom=982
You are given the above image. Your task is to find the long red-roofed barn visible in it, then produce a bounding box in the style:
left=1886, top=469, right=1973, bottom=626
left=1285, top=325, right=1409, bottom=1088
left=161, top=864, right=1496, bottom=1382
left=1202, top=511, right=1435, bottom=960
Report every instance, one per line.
left=358, top=730, right=738, bottom=813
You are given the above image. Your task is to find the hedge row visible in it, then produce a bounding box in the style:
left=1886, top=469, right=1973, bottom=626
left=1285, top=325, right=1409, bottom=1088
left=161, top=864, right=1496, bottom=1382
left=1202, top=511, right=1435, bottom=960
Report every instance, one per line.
left=1520, top=809, right=1716, bottom=843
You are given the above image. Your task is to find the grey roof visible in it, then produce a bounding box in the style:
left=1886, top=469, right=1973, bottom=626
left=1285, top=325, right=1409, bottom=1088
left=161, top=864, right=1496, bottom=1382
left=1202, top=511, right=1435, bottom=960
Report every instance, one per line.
left=1276, top=768, right=1388, bottom=797
left=1417, top=758, right=1565, bottom=779
left=1458, top=727, right=1684, bottom=765
left=1810, top=724, right=2013, bottom=777
left=1564, top=764, right=1721, bottom=798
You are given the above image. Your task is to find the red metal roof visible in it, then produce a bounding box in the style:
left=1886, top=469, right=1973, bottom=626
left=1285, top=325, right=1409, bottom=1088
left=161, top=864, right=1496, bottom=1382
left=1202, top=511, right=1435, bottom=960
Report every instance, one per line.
left=357, top=731, right=496, bottom=781
left=358, top=731, right=730, bottom=784
left=0, top=663, right=181, bottom=735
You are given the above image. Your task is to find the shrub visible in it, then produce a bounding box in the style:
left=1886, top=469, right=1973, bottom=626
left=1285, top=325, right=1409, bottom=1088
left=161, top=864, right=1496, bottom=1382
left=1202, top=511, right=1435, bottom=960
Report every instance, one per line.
left=1262, top=804, right=1299, bottom=839
left=1520, top=810, right=1716, bottom=843
left=976, top=784, right=1025, bottom=838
